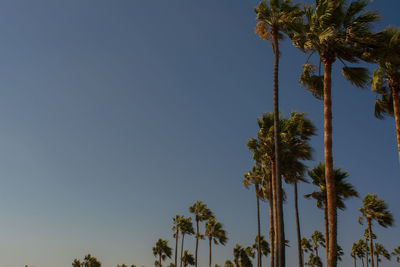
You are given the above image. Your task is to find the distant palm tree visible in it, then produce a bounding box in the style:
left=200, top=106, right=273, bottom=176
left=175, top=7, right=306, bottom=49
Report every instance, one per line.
left=233, top=244, right=254, bottom=267
left=351, top=243, right=358, bottom=267
left=252, top=235, right=270, bottom=265
left=179, top=217, right=195, bottom=267
left=244, top=164, right=264, bottom=267
left=359, top=194, right=394, bottom=267
left=373, top=243, right=390, bottom=267
left=205, top=217, right=228, bottom=267
left=305, top=253, right=322, bottom=267
left=181, top=251, right=195, bottom=267
left=364, top=228, right=376, bottom=267
left=254, top=1, right=302, bottom=265
left=306, top=162, right=358, bottom=258
left=392, top=246, right=400, bottom=262
left=369, top=27, right=400, bottom=162
left=189, top=201, right=213, bottom=267
left=310, top=230, right=325, bottom=257
left=224, top=260, right=234, bottom=267
left=291, top=1, right=379, bottom=265
left=352, top=239, right=367, bottom=267
left=153, top=239, right=172, bottom=267
left=172, top=215, right=184, bottom=267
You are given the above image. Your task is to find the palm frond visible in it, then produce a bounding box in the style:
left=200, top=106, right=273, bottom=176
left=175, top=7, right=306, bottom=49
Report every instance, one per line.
left=342, top=66, right=370, bottom=88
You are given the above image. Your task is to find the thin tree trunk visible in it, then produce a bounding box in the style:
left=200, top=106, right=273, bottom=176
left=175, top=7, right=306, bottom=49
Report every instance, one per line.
left=272, top=29, right=285, bottom=267
left=269, top=174, right=275, bottom=267
left=293, top=182, right=303, bottom=267
left=160, top=254, right=162, bottom=267
left=256, top=183, right=262, bottom=267
left=354, top=257, right=356, bottom=267
left=175, top=230, right=179, bottom=267
left=195, top=219, right=199, bottom=267
left=390, top=81, right=400, bottom=163
left=323, top=59, right=337, bottom=267
left=209, top=237, right=212, bottom=267
left=271, top=161, right=278, bottom=267
left=368, top=220, right=374, bottom=267
left=323, top=199, right=329, bottom=257
left=180, top=234, right=185, bottom=267
left=376, top=255, right=378, bottom=267
left=365, top=237, right=369, bottom=267
left=362, top=257, right=364, bottom=267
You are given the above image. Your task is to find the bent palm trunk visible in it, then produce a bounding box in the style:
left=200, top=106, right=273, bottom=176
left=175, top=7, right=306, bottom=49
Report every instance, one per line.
left=323, top=58, right=337, bottom=267
left=368, top=220, right=374, bottom=267
left=294, top=182, right=303, bottom=267
left=390, top=81, right=400, bottom=163
left=256, top=183, right=262, bottom=267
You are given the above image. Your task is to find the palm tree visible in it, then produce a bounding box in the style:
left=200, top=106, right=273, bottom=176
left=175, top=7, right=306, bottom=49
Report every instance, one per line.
left=153, top=239, right=172, bottom=267
left=281, top=111, right=316, bottom=267
left=291, top=1, right=379, bottom=265
left=252, top=235, right=270, bottom=265
left=392, top=246, right=400, bottom=263
left=370, top=27, right=400, bottom=162
left=310, top=230, right=325, bottom=257
left=254, top=1, right=303, bottom=265
left=233, top=244, right=254, bottom=267
left=173, top=215, right=184, bottom=267
left=179, top=217, right=195, bottom=267
left=244, top=165, right=264, bottom=267
left=301, top=237, right=313, bottom=264
left=181, top=251, right=195, bottom=267
left=351, top=243, right=358, bottom=267
left=306, top=162, right=359, bottom=258
left=373, top=243, right=390, bottom=267
left=224, top=260, right=235, bottom=267
left=205, top=217, right=228, bottom=267
left=305, top=253, right=322, bottom=267
left=352, top=240, right=368, bottom=267
left=359, top=194, right=394, bottom=267
left=364, top=228, right=376, bottom=267
left=189, top=201, right=213, bottom=267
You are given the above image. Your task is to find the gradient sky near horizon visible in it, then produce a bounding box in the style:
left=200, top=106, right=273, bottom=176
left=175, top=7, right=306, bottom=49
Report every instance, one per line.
left=0, top=1, right=399, bottom=266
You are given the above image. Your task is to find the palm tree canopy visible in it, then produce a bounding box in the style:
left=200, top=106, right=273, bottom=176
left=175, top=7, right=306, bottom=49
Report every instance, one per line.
left=189, top=201, right=213, bottom=222
left=292, top=0, right=380, bottom=98
left=359, top=193, right=394, bottom=227
left=181, top=251, right=195, bottom=267
left=252, top=235, right=270, bottom=257
left=224, top=260, right=234, bottom=267
left=392, top=246, right=400, bottom=262
left=374, top=243, right=391, bottom=261
left=311, top=230, right=326, bottom=250
left=205, top=217, right=228, bottom=245
left=254, top=0, right=303, bottom=42
left=305, top=162, right=359, bottom=210
left=301, top=237, right=313, bottom=253
left=173, top=215, right=184, bottom=236
left=371, top=27, right=400, bottom=119
left=153, top=239, right=173, bottom=259
left=180, top=217, right=195, bottom=236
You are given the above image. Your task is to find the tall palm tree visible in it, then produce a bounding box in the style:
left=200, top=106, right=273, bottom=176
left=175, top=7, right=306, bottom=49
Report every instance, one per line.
left=364, top=228, right=376, bottom=267
left=179, top=217, right=195, bottom=267
left=252, top=235, right=270, bottom=265
left=373, top=243, right=390, bottom=267
left=370, top=27, right=400, bottom=162
left=281, top=112, right=316, bottom=267
left=205, top=217, right=228, bottom=267
left=233, top=244, right=254, bottom=267
left=153, top=239, right=172, bottom=267
left=224, top=260, right=235, bottom=267
left=392, top=246, right=400, bottom=263
left=291, top=1, right=379, bottom=265
left=306, top=162, right=359, bottom=258
left=173, top=215, right=184, bottom=267
left=351, top=243, right=358, bottom=267
left=352, top=239, right=367, bottom=267
left=244, top=165, right=264, bottom=267
left=301, top=237, right=313, bottom=264
left=181, top=251, right=195, bottom=267
left=254, top=2, right=303, bottom=265
left=359, top=194, right=394, bottom=267
left=189, top=201, right=213, bottom=267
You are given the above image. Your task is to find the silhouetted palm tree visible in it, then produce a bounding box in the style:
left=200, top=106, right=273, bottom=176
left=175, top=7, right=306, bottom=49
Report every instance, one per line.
left=153, top=239, right=172, bottom=267
left=181, top=251, right=195, bottom=267
left=189, top=201, right=213, bottom=267
left=359, top=194, right=394, bottom=267
left=291, top=2, right=379, bottom=265
left=172, top=215, right=184, bottom=267
left=179, top=217, right=195, bottom=267
left=392, top=246, right=400, bottom=263
left=205, top=217, right=228, bottom=267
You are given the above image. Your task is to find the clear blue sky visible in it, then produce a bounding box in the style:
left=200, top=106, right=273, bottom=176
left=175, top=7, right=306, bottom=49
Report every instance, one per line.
left=0, top=1, right=399, bottom=266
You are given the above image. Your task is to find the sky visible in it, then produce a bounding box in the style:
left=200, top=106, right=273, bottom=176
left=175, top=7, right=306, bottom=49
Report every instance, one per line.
left=0, top=0, right=399, bottom=266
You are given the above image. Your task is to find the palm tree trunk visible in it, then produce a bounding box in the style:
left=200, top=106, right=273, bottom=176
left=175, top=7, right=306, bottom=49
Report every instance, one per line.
left=293, top=182, right=303, bottom=267
left=269, top=174, right=275, bottom=267
left=376, top=255, right=378, bottom=267
left=180, top=234, right=185, bottom=267
left=365, top=237, right=369, bottom=267
left=195, top=219, right=199, bottom=267
left=354, top=257, right=356, bottom=267
left=209, top=237, right=212, bottom=267
left=175, top=231, right=179, bottom=267
left=323, top=58, right=337, bottom=267
left=160, top=254, right=162, bottom=267
left=271, top=161, right=278, bottom=267
left=390, top=81, right=400, bottom=162
left=256, top=183, right=262, bottom=267
left=362, top=257, right=364, bottom=267
left=272, top=29, right=285, bottom=267
left=323, top=199, right=329, bottom=257
left=368, top=220, right=374, bottom=267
